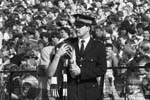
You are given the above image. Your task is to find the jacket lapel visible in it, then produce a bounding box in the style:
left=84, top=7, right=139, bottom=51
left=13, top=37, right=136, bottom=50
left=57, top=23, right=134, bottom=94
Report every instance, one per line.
left=84, top=38, right=94, bottom=55
left=72, top=37, right=94, bottom=57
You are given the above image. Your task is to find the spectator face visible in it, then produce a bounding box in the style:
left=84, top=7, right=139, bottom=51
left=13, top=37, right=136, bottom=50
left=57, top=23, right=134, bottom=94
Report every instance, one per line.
left=66, top=0, right=74, bottom=4
left=143, top=31, right=150, bottom=40
left=97, top=9, right=103, bottom=16
left=9, top=48, right=16, bottom=55
left=58, top=1, right=65, bottom=9
left=59, top=29, right=69, bottom=39
left=65, top=8, right=71, bottom=15
left=38, top=42, right=45, bottom=50
left=95, top=28, right=104, bottom=38
left=25, top=14, right=32, bottom=23
left=76, top=6, right=84, bottom=14
left=13, top=25, right=23, bottom=33
left=120, top=29, right=127, bottom=37
left=47, top=1, right=53, bottom=8
left=17, top=7, right=25, bottom=14
left=51, top=37, right=60, bottom=46
left=76, top=25, right=90, bottom=39
left=137, top=27, right=144, bottom=35
left=105, top=33, right=112, bottom=44
left=42, top=36, right=49, bottom=43
left=48, top=12, right=55, bottom=19
left=60, top=20, right=69, bottom=27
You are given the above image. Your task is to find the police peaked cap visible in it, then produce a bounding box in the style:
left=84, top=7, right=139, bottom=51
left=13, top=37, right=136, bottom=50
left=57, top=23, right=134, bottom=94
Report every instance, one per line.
left=73, top=14, right=96, bottom=26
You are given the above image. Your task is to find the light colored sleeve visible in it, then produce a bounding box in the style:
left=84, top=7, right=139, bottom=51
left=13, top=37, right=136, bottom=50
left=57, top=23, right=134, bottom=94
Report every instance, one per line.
left=40, top=46, right=54, bottom=69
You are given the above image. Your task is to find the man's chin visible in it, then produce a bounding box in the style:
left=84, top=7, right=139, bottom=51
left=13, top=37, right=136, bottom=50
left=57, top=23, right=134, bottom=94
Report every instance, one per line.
left=76, top=33, right=81, bottom=37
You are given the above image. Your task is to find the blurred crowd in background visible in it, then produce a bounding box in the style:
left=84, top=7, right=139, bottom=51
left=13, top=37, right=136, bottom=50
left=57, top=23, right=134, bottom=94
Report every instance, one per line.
left=0, top=0, right=150, bottom=100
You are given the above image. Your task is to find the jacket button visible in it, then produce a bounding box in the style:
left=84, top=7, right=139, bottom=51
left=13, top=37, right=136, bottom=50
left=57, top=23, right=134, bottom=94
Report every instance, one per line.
left=80, top=57, right=83, bottom=61
left=90, top=59, right=94, bottom=61
left=79, top=64, right=82, bottom=67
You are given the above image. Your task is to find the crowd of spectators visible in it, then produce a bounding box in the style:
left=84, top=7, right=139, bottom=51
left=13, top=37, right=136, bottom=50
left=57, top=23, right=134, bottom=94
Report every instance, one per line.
left=0, top=0, right=150, bottom=100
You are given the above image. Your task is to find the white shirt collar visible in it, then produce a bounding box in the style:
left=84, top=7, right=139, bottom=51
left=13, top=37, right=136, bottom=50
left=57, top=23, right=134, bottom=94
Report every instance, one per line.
left=78, top=36, right=91, bottom=50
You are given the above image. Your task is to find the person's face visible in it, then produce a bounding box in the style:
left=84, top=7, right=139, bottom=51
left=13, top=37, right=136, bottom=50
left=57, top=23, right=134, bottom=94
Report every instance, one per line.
left=95, top=28, right=104, bottom=38
left=51, top=37, right=60, bottom=45
left=42, top=36, right=49, bottom=43
left=143, top=31, right=150, bottom=40
left=25, top=14, right=32, bottom=22
left=76, top=25, right=90, bottom=39
left=18, top=7, right=25, bottom=14
left=97, top=9, right=103, bottom=16
left=47, top=1, right=53, bottom=8
left=58, top=1, right=65, bottom=9
left=9, top=48, right=15, bottom=55
left=67, top=0, right=73, bottom=4
left=66, top=8, right=71, bottom=14
left=48, top=12, right=55, bottom=18
left=137, top=27, right=143, bottom=34
left=60, top=20, right=69, bottom=27
left=105, top=33, right=112, bottom=44
left=120, top=29, right=127, bottom=36
left=60, top=29, right=69, bottom=39
left=16, top=25, right=23, bottom=33
left=38, top=43, right=44, bottom=50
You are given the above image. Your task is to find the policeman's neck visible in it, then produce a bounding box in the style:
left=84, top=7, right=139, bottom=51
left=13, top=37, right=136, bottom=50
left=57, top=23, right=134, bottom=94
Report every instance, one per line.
left=78, top=33, right=90, bottom=40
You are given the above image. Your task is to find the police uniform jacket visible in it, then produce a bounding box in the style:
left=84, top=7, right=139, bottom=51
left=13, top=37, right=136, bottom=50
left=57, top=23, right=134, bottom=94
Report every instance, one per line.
left=66, top=37, right=107, bottom=100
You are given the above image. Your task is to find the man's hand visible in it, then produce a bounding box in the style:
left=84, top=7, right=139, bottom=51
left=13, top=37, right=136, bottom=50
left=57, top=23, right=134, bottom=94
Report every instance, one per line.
left=68, top=49, right=81, bottom=77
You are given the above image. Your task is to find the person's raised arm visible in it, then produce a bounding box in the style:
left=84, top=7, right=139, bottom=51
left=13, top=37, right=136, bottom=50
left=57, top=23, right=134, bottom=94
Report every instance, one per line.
left=47, top=44, right=70, bottom=77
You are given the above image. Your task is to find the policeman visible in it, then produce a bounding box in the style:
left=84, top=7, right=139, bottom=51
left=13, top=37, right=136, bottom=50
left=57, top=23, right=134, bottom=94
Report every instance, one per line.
left=67, top=14, right=107, bottom=100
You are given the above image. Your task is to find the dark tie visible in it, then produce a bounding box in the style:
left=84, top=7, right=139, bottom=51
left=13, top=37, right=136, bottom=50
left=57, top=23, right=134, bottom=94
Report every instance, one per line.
left=80, top=40, right=85, bottom=55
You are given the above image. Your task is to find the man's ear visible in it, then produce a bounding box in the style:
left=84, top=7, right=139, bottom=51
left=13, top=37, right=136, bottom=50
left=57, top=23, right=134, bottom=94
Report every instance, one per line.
left=87, top=26, right=91, bottom=31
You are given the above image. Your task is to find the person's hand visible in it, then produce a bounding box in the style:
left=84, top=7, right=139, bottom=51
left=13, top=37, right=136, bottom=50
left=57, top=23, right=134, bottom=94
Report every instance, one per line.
left=70, top=64, right=81, bottom=76
left=55, top=44, right=70, bottom=58
left=68, top=49, right=80, bottom=77
left=68, top=48, right=76, bottom=62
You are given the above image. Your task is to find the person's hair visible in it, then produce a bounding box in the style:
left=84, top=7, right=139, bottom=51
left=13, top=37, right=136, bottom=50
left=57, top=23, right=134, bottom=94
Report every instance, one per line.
left=136, top=23, right=144, bottom=29
left=104, top=25, right=113, bottom=34
left=118, top=26, right=127, bottom=31
left=94, top=25, right=104, bottom=31
left=40, top=32, right=49, bottom=38
left=40, top=32, right=51, bottom=42
left=106, top=43, right=113, bottom=48
left=59, top=27, right=70, bottom=35
left=50, top=31, right=62, bottom=39
left=38, top=39, right=47, bottom=47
